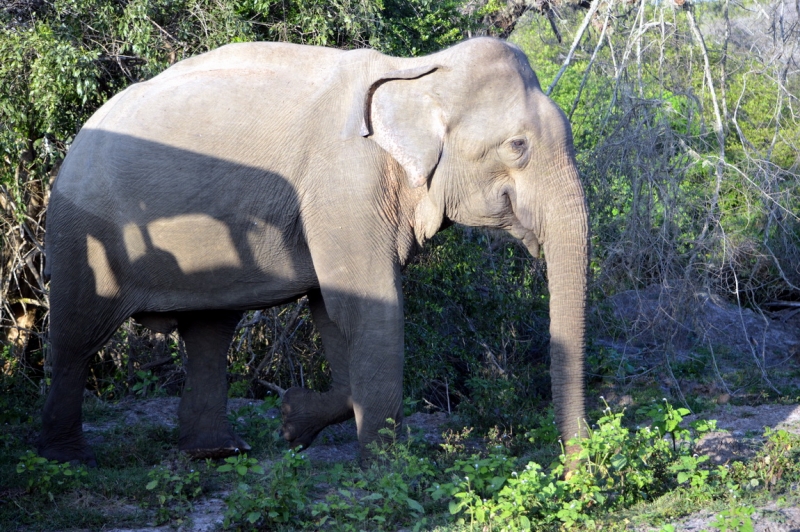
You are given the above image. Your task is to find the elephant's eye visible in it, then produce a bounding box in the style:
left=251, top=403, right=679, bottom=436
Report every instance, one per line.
left=509, top=138, right=527, bottom=153
left=500, top=137, right=530, bottom=168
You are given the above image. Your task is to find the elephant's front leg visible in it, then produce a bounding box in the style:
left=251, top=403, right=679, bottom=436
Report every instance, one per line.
left=330, top=276, right=405, bottom=460
left=349, top=296, right=405, bottom=459
left=281, top=277, right=405, bottom=461
left=177, top=310, right=251, bottom=458
left=281, top=289, right=355, bottom=449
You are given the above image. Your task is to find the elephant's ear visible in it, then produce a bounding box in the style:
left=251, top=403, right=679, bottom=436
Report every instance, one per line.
left=359, top=65, right=445, bottom=189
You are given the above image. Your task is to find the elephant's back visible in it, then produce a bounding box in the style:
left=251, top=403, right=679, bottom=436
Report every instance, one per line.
left=58, top=43, right=355, bottom=194
left=52, top=43, right=336, bottom=222
left=150, top=41, right=344, bottom=83
left=47, top=40, right=364, bottom=276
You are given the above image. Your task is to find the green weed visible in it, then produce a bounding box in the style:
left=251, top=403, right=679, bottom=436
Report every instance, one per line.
left=228, top=397, right=282, bottom=451
left=708, top=505, right=755, bottom=532
left=310, top=421, right=436, bottom=531
left=220, top=450, right=310, bottom=529
left=131, top=369, right=160, bottom=397
left=728, top=428, right=800, bottom=493
left=15, top=450, right=88, bottom=502
left=144, top=459, right=205, bottom=525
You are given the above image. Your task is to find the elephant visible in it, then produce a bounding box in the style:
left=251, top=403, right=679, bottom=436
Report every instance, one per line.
left=39, top=37, right=589, bottom=466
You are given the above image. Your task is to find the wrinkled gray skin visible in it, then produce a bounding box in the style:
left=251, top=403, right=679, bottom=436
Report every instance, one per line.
left=40, top=37, right=589, bottom=465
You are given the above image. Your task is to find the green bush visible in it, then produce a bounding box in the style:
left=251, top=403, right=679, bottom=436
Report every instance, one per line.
left=310, top=422, right=437, bottom=531
left=220, top=450, right=310, bottom=529
left=433, top=402, right=733, bottom=530
left=16, top=450, right=89, bottom=502
left=144, top=460, right=205, bottom=525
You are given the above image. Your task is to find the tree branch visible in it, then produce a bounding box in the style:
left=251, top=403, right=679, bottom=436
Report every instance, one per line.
left=547, top=0, right=604, bottom=96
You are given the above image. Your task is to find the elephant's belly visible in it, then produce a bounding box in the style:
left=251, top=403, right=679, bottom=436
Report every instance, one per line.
left=124, top=246, right=318, bottom=312
left=113, top=210, right=318, bottom=311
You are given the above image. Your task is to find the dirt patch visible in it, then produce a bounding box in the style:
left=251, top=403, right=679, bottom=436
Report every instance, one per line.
left=688, top=403, right=800, bottom=465
left=653, top=499, right=800, bottom=532
left=697, top=404, right=800, bottom=436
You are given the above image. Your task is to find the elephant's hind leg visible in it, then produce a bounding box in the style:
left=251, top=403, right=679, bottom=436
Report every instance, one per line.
left=39, top=302, right=126, bottom=466
left=39, top=351, right=98, bottom=466
left=177, top=310, right=250, bottom=459
left=281, top=290, right=354, bottom=449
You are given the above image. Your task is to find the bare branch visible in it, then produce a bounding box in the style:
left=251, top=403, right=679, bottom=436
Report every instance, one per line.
left=547, top=0, right=604, bottom=96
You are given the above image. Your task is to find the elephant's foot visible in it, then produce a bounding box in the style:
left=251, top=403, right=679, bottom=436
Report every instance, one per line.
left=179, top=430, right=252, bottom=460
left=281, top=387, right=352, bottom=450
left=37, top=438, right=97, bottom=467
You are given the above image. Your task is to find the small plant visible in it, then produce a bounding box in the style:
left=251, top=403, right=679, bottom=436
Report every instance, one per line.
left=228, top=397, right=282, bottom=449
left=726, top=427, right=800, bottom=495
left=131, top=369, right=160, bottom=397
left=310, top=421, right=435, bottom=531
left=447, top=447, right=517, bottom=499
left=708, top=505, right=755, bottom=532
left=311, top=479, right=372, bottom=531
left=441, top=426, right=474, bottom=456
left=669, top=454, right=711, bottom=492
left=637, top=399, right=691, bottom=451
left=221, top=450, right=310, bottom=529
left=523, top=408, right=560, bottom=447
left=15, top=450, right=88, bottom=501
left=217, top=452, right=265, bottom=477
left=587, top=344, right=635, bottom=380
left=144, top=460, right=204, bottom=525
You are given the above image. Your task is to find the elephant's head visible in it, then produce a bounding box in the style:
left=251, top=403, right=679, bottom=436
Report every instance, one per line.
left=359, top=38, right=589, bottom=452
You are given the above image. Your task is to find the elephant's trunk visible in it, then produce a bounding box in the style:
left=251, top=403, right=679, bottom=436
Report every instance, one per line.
left=536, top=155, right=589, bottom=459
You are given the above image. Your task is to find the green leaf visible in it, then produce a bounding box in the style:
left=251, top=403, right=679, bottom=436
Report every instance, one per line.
left=407, top=497, right=424, bottom=512
left=449, top=500, right=462, bottom=515
left=146, top=480, right=159, bottom=490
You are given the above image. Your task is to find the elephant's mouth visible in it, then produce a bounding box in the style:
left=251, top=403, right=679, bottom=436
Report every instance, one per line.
left=521, top=231, right=541, bottom=257
left=498, top=189, right=523, bottom=229
left=500, top=189, right=541, bottom=257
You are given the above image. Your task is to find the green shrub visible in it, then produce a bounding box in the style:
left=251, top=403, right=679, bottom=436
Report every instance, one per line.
left=228, top=397, right=283, bottom=451
left=144, top=460, right=205, bottom=525
left=708, top=505, right=755, bottom=532
left=15, top=450, right=88, bottom=502
left=220, top=450, right=310, bottom=529
left=310, top=422, right=436, bottom=531
left=436, top=401, right=729, bottom=530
